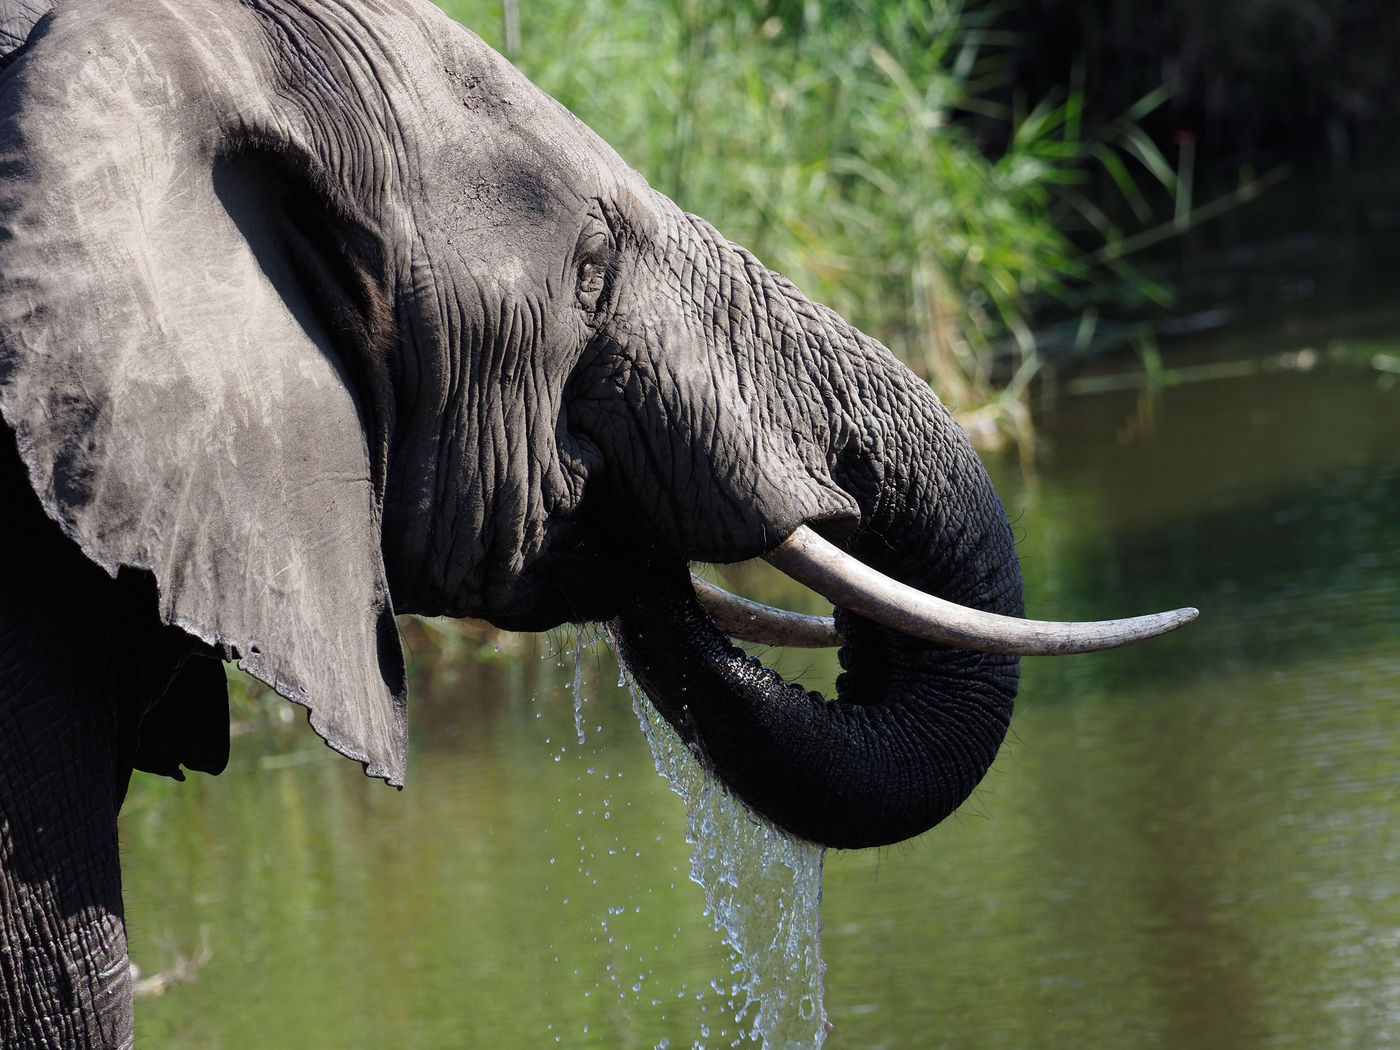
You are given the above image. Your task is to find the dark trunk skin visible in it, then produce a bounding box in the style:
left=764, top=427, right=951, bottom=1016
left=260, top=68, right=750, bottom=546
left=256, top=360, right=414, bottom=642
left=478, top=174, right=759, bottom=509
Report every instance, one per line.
left=0, top=430, right=204, bottom=1049
left=612, top=468, right=1022, bottom=849
left=610, top=277, right=1025, bottom=849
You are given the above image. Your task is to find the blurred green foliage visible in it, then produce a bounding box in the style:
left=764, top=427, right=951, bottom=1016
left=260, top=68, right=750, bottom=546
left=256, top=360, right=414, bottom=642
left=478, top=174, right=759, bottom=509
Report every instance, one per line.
left=435, top=0, right=1181, bottom=444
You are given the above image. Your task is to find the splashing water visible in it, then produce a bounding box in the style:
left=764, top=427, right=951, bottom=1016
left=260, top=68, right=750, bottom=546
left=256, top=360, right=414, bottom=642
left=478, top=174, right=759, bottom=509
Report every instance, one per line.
left=571, top=629, right=588, bottom=744
left=606, top=632, right=829, bottom=1050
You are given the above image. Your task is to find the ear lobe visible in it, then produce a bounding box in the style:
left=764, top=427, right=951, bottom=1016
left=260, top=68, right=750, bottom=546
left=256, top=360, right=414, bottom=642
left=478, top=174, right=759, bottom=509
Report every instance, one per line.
left=0, top=6, right=408, bottom=783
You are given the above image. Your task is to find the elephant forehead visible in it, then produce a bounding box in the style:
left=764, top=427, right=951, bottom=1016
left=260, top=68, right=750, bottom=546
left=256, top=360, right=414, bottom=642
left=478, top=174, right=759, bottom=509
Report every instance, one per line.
left=427, top=145, right=583, bottom=234
left=414, top=13, right=617, bottom=183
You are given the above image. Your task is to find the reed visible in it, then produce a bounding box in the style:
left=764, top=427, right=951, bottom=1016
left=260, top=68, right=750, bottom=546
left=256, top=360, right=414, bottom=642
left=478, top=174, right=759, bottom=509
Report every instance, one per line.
left=435, top=0, right=1179, bottom=443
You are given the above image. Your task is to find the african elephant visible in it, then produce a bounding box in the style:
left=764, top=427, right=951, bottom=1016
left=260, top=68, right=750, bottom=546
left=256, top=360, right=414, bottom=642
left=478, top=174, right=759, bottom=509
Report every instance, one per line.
left=0, top=0, right=1193, bottom=1045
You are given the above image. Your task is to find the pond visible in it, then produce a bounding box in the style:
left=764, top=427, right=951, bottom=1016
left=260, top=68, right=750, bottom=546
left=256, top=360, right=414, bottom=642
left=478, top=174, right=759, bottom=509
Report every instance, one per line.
left=121, top=304, right=1400, bottom=1047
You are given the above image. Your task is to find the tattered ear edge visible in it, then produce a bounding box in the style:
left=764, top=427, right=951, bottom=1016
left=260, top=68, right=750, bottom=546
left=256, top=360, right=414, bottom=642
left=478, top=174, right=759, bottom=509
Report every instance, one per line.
left=4, top=422, right=411, bottom=788
left=230, top=601, right=408, bottom=786
left=0, top=3, right=411, bottom=786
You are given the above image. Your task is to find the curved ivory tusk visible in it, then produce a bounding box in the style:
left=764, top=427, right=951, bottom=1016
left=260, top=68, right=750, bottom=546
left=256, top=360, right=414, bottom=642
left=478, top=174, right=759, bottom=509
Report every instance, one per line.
left=690, top=575, right=840, bottom=648
left=760, top=525, right=1199, bottom=656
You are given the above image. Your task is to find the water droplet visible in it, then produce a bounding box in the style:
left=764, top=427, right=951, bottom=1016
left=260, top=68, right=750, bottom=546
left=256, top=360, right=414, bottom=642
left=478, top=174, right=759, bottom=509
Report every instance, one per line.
left=571, top=630, right=587, bottom=744
left=615, top=637, right=829, bottom=1049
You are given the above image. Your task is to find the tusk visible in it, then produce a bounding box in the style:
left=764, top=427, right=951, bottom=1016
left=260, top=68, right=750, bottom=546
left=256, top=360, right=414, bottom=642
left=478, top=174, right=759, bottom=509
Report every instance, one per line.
left=690, top=575, right=840, bottom=648
left=762, top=525, right=1199, bottom=656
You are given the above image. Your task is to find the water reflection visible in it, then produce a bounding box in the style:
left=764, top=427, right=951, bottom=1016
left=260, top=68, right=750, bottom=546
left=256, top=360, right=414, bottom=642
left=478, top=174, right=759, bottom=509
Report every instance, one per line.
left=122, top=349, right=1399, bottom=1049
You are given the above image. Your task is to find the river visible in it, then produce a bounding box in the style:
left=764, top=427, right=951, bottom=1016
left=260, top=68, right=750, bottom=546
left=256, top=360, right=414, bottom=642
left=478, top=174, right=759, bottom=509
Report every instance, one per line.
left=121, top=285, right=1400, bottom=1047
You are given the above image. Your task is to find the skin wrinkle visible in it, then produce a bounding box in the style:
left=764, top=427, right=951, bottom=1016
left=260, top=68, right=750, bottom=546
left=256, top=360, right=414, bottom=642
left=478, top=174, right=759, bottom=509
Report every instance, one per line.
left=592, top=208, right=830, bottom=555
left=754, top=272, right=861, bottom=508
left=431, top=262, right=585, bottom=612
left=420, top=259, right=479, bottom=594
left=326, top=7, right=417, bottom=183
left=608, top=221, right=1023, bottom=845
left=2, top=19, right=1033, bottom=1035
left=393, top=102, right=604, bottom=616
left=252, top=1, right=405, bottom=203
left=391, top=256, right=450, bottom=564
left=499, top=306, right=534, bottom=567
left=627, top=346, right=681, bottom=533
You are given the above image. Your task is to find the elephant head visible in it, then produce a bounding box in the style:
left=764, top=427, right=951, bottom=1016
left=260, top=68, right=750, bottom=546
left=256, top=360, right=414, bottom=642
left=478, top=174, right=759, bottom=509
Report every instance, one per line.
left=0, top=0, right=1191, bottom=851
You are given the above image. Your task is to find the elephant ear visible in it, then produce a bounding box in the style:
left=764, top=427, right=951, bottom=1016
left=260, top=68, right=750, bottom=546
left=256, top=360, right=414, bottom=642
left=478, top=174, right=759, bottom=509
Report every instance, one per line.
left=0, top=5, right=408, bottom=781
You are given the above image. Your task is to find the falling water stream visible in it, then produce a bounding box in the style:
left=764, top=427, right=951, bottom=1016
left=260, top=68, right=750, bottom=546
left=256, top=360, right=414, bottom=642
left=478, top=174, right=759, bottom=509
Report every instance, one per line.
left=572, top=630, right=590, bottom=745
left=564, top=628, right=830, bottom=1049
left=622, top=667, right=828, bottom=1050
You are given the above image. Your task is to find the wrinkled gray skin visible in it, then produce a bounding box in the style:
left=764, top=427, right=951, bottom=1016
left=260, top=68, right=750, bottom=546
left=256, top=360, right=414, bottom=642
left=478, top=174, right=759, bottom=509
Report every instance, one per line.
left=0, top=0, right=1023, bottom=1044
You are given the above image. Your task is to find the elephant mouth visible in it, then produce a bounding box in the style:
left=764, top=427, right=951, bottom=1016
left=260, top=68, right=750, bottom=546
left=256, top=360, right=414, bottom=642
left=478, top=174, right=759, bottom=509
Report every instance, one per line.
left=688, top=525, right=1198, bottom=656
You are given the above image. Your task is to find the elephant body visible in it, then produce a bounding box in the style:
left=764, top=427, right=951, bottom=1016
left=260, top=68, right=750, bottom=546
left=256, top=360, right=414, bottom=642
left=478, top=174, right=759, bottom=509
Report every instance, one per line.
left=0, top=0, right=1044, bottom=1043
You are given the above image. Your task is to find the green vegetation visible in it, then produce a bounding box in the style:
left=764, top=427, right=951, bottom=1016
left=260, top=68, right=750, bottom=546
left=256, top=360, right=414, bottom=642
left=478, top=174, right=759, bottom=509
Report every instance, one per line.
left=435, top=0, right=1182, bottom=445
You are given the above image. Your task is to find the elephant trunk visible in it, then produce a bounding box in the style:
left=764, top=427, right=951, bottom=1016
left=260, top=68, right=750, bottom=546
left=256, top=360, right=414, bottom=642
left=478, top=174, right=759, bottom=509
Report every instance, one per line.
left=609, top=291, right=1025, bottom=848
left=610, top=524, right=1019, bottom=849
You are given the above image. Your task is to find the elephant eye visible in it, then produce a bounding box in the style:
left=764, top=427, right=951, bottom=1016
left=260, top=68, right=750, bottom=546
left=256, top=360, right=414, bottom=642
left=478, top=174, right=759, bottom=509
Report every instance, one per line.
left=576, top=256, right=609, bottom=312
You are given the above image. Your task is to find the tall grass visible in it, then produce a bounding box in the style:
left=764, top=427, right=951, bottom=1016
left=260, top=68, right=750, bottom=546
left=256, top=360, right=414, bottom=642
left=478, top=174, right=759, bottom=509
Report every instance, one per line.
left=435, top=0, right=1177, bottom=444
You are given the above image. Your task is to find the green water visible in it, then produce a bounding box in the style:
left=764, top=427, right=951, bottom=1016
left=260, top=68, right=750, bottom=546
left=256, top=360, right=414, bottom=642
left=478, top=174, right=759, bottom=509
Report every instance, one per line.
left=121, top=326, right=1400, bottom=1048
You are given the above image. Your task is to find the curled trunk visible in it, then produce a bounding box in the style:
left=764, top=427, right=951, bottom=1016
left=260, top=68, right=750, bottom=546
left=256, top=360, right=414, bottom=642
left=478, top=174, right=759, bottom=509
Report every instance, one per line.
left=613, top=556, right=1018, bottom=849
left=599, top=212, right=1031, bottom=849
left=611, top=377, right=1024, bottom=849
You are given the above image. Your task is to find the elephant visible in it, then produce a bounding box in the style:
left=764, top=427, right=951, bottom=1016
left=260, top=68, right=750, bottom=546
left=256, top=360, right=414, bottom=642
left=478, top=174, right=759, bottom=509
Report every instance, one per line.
left=0, top=0, right=1194, bottom=1045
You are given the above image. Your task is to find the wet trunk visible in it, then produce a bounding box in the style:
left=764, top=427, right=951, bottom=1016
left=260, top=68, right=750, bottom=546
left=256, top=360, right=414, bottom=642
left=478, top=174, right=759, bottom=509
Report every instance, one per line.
left=618, top=562, right=1023, bottom=848
left=612, top=502, right=1021, bottom=849
left=610, top=254, right=1024, bottom=849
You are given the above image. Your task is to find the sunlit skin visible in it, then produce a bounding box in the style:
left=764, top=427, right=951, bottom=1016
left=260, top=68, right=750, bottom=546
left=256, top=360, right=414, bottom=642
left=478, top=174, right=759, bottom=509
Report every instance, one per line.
left=0, top=0, right=1191, bottom=1045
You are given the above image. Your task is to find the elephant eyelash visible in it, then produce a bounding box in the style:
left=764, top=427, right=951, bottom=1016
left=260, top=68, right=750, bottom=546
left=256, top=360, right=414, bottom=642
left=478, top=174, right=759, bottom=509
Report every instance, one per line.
left=575, top=248, right=618, bottom=313
left=578, top=260, right=606, bottom=295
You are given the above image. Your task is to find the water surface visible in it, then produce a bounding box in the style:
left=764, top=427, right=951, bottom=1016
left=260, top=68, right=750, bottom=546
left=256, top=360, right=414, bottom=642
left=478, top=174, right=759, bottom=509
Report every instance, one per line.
left=123, top=325, right=1400, bottom=1048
